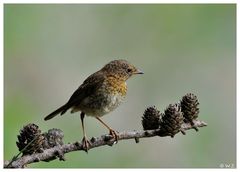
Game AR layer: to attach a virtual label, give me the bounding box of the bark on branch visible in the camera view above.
[4,119,207,168]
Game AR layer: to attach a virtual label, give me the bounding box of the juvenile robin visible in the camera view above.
[44,59,143,151]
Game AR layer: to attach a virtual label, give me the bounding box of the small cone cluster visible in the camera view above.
[142,106,160,130]
[16,123,44,155]
[142,93,200,137]
[158,104,184,137]
[16,124,64,156]
[180,93,200,124]
[43,128,64,149]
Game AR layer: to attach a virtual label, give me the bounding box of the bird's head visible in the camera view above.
[101,59,144,81]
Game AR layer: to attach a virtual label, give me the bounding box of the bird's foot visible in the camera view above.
[81,136,91,153]
[109,129,119,143]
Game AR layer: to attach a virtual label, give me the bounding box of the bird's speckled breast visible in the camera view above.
[104,76,127,96]
[75,76,127,117]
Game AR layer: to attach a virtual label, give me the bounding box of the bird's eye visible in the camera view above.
[127,68,132,73]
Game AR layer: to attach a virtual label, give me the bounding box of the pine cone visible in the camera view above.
[142,106,160,130]
[180,93,199,124]
[43,128,64,149]
[159,104,184,137]
[16,123,44,155]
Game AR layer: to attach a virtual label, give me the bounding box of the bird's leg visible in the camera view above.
[95,117,119,142]
[80,112,91,152]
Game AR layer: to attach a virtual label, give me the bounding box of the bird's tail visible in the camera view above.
[44,104,69,121]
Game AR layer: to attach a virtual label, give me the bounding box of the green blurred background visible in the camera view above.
[4,4,236,168]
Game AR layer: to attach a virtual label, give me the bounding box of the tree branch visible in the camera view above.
[4,119,207,168]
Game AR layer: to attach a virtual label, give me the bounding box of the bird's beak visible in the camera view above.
[134,69,144,74]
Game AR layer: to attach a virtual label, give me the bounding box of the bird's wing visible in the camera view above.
[44,71,105,120]
[60,71,105,114]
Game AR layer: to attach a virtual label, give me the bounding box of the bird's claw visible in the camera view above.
[82,136,91,153]
[109,129,119,143]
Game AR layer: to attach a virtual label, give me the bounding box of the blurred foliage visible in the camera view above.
[4,4,236,168]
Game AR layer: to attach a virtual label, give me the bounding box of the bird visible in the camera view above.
[44,59,143,152]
